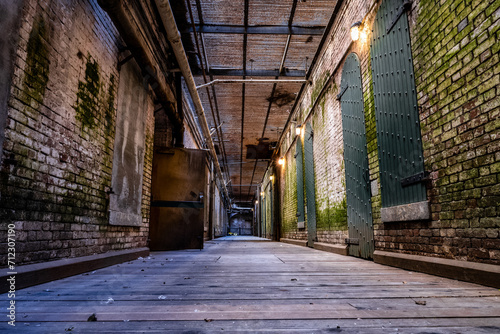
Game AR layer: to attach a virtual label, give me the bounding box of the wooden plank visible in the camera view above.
[3,318,500,332]
[15,308,500,321]
[4,240,500,331]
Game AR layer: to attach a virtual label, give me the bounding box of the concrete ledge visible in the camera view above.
[374,250,500,288]
[1,247,149,293]
[381,200,430,222]
[280,238,308,247]
[314,242,348,256]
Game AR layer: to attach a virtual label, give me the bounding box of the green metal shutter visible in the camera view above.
[269,182,273,240]
[295,139,305,225]
[339,53,374,259]
[304,123,316,247]
[371,0,427,207]
[261,194,266,237]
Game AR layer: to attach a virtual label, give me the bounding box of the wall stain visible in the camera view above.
[22,15,50,109]
[74,55,102,129]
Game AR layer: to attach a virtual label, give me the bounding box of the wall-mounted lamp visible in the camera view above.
[260,191,264,197]
[296,124,302,136]
[350,21,362,41]
[255,200,258,204]
[270,175,274,181]
[278,157,285,165]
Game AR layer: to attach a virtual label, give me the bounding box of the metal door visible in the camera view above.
[295,139,305,228]
[149,148,206,250]
[339,53,374,259]
[371,0,426,207]
[304,123,317,247]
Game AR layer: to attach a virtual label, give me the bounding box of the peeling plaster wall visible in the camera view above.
[109,60,149,227]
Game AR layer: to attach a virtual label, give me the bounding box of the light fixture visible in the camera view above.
[278,157,285,165]
[270,175,274,181]
[255,200,258,204]
[260,191,264,197]
[350,21,362,41]
[296,124,302,136]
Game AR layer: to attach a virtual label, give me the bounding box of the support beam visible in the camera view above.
[196,78,306,90]
[193,68,306,77]
[181,24,325,35]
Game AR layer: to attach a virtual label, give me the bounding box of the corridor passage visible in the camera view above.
[4,239,500,333]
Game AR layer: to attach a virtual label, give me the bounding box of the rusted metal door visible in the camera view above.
[304,122,317,247]
[339,53,374,259]
[149,148,206,250]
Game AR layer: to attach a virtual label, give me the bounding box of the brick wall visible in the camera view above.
[400,0,499,263]
[274,0,499,264]
[364,0,500,265]
[277,0,374,245]
[280,138,299,237]
[0,0,157,265]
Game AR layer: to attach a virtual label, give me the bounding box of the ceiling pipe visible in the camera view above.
[96,0,185,147]
[154,0,230,203]
[196,78,307,90]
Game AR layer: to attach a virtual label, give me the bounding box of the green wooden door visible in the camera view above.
[371,0,427,207]
[295,139,305,227]
[339,53,374,259]
[304,123,316,247]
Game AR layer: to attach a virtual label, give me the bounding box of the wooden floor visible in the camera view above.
[3,239,500,333]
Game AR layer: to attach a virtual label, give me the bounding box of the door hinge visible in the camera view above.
[345,238,359,245]
[401,171,429,187]
[336,85,348,100]
[386,0,412,34]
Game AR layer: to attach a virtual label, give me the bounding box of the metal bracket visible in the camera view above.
[336,85,348,101]
[386,0,412,34]
[117,54,134,70]
[345,238,359,245]
[4,153,17,166]
[401,171,429,187]
[151,201,204,209]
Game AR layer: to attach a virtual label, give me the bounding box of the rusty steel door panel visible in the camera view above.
[149,148,207,250]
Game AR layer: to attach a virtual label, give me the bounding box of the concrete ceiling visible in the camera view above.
[172,0,337,204]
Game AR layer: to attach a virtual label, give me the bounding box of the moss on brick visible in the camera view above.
[22,15,50,109]
[74,55,102,129]
[316,197,348,231]
[310,71,331,108]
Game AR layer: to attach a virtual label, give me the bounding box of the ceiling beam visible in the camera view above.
[193,68,306,77]
[181,24,325,35]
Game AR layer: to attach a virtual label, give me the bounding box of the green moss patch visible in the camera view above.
[22,15,50,109]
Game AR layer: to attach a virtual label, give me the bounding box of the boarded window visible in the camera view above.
[109,60,148,226]
[371,0,426,208]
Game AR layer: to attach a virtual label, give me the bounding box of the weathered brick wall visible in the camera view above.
[275,0,499,265]
[361,0,500,265]
[280,139,299,237]
[0,0,156,265]
[392,0,499,263]
[277,0,374,245]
